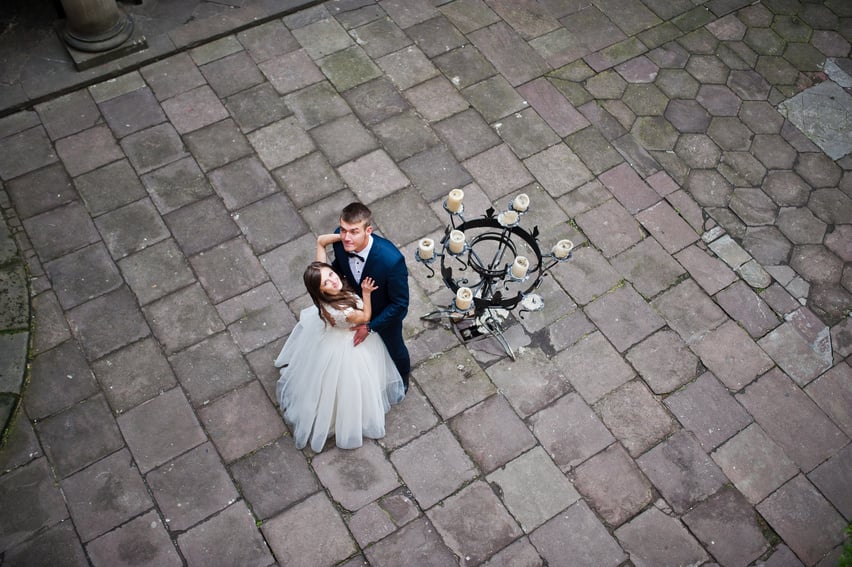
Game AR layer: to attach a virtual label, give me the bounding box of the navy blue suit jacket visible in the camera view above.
[331,234,409,336]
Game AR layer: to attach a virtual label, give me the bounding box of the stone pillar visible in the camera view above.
[58,0,134,52]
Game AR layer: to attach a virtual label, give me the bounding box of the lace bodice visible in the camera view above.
[322,297,363,327]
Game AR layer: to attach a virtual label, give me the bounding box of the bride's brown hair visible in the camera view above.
[303,261,360,326]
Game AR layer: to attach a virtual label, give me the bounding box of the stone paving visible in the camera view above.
[1,0,851,565]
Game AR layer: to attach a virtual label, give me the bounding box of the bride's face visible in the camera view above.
[319,266,342,294]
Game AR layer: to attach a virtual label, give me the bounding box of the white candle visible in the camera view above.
[455,287,473,310]
[447,189,464,213]
[418,238,434,260]
[512,193,529,212]
[511,256,529,278]
[552,239,574,258]
[448,230,466,254]
[498,210,518,226]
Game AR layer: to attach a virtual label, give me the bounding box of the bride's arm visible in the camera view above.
[346,277,375,325]
[316,233,341,262]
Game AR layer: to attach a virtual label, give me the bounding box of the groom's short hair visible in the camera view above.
[341,202,373,227]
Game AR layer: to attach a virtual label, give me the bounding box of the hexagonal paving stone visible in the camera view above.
[744,27,786,56]
[631,116,679,150]
[685,169,733,207]
[585,70,628,99]
[727,69,771,100]
[719,151,767,187]
[790,244,844,285]
[664,99,711,133]
[675,133,722,168]
[696,84,741,116]
[685,54,730,84]
[739,100,784,133]
[751,134,797,169]
[795,153,842,188]
[809,188,852,225]
[654,68,700,98]
[730,187,778,226]
[763,170,811,206]
[622,83,669,115]
[777,207,828,244]
[783,43,826,72]
[755,55,800,85]
[707,116,753,151]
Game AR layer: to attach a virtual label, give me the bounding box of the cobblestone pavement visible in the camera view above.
[1,0,851,565]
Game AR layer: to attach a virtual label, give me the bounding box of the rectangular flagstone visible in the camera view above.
[486,447,579,532]
[0,458,69,551]
[573,443,653,527]
[364,517,457,566]
[427,481,523,565]
[711,423,798,504]
[450,394,536,474]
[469,21,550,86]
[585,285,665,352]
[230,439,319,521]
[338,149,409,204]
[598,162,661,214]
[390,425,477,509]
[614,507,708,566]
[198,381,286,463]
[518,77,589,137]
[524,142,593,198]
[736,368,847,472]
[259,49,325,95]
[665,372,751,450]
[805,362,852,438]
[313,442,399,510]
[146,442,239,532]
[0,126,58,179]
[676,244,738,295]
[531,501,627,566]
[595,380,678,457]
[177,500,274,566]
[757,475,847,565]
[637,430,727,514]
[692,320,774,390]
[530,392,615,470]
[486,347,572,418]
[636,201,700,253]
[60,449,152,542]
[758,316,832,387]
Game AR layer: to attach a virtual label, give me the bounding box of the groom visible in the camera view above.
[332,202,411,390]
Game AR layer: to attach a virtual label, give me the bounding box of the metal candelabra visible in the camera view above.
[414,191,574,360]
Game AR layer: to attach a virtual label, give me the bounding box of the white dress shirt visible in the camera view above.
[348,235,374,283]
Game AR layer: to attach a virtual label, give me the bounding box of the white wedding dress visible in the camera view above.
[275,302,405,452]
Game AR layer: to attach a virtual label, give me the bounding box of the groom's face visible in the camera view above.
[339,218,372,253]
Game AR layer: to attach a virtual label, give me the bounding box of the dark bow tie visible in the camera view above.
[347,252,365,262]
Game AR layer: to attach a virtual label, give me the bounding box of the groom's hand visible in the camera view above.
[352,323,369,346]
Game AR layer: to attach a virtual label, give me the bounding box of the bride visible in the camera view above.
[274,233,405,452]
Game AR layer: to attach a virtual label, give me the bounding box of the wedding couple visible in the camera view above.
[275,202,410,453]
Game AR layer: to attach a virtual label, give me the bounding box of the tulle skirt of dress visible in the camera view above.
[275,306,405,453]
